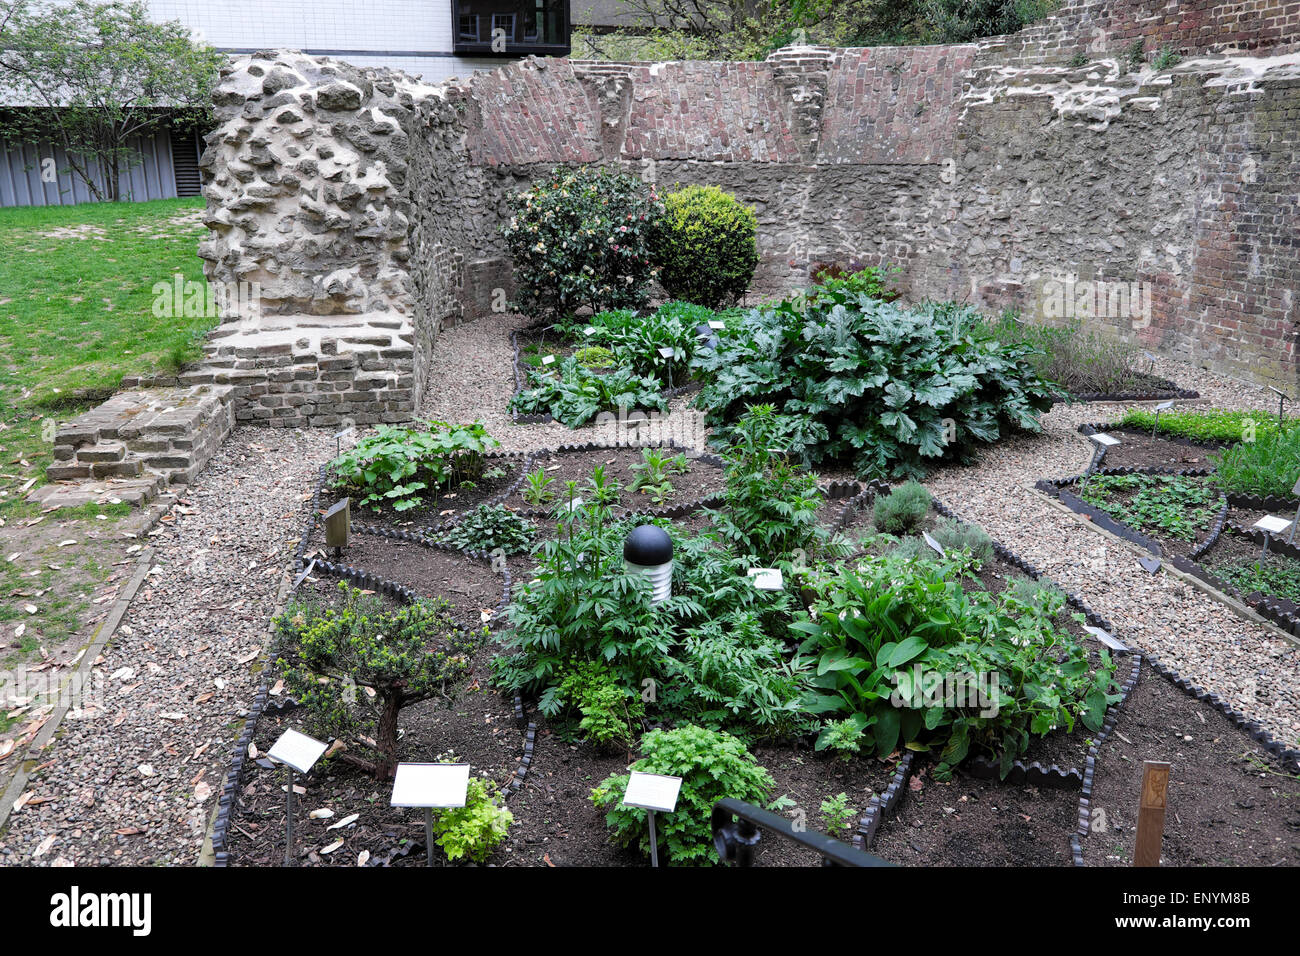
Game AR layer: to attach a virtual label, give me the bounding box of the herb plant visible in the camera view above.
[330,420,499,512]
[872,480,932,534]
[591,725,774,865]
[1213,424,1300,498]
[430,776,513,863]
[522,466,556,506]
[433,504,535,555]
[1077,473,1219,541]
[510,356,668,428]
[819,793,858,837]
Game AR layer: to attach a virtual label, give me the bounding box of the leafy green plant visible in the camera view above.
[653,184,759,308]
[982,311,1146,397]
[557,660,644,752]
[807,262,901,304]
[1212,556,1300,603]
[816,716,865,761]
[330,420,499,512]
[1119,407,1279,444]
[1213,424,1300,498]
[522,466,556,506]
[707,404,828,562]
[574,345,616,369]
[873,481,932,535]
[662,610,813,737]
[1078,473,1220,541]
[275,583,478,778]
[930,516,994,562]
[629,447,679,505]
[433,504,535,555]
[574,302,704,383]
[492,469,797,717]
[590,725,774,864]
[794,553,1119,777]
[693,294,1058,479]
[819,792,858,837]
[501,166,663,321]
[1152,45,1181,70]
[511,356,669,428]
[430,776,513,862]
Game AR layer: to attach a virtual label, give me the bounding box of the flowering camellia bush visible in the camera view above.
[502,166,664,321]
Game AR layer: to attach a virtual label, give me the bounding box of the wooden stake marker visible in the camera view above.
[1134,760,1170,867]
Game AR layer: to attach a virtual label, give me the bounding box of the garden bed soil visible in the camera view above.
[224,640,527,868]
[302,533,506,633]
[498,444,724,515]
[1080,666,1300,866]
[869,764,1078,866]
[1199,529,1300,605]
[1069,372,1198,403]
[1097,428,1222,471]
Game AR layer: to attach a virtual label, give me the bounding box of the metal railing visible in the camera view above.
[711,798,891,867]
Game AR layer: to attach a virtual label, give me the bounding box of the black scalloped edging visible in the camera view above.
[852,751,914,852]
[1066,376,1199,404]
[1071,651,1145,866]
[508,327,700,426]
[1226,490,1300,512]
[211,463,526,867]
[1073,651,1300,867]
[1141,653,1300,775]
[1038,464,1300,639]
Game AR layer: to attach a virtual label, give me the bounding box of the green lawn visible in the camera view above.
[0,197,211,510]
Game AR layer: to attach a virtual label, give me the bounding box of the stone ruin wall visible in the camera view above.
[195,0,1300,429]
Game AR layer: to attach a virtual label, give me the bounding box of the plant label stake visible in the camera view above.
[1089,432,1121,448]
[334,424,355,458]
[623,771,682,868]
[921,530,946,558]
[324,498,351,562]
[1290,475,1300,545]
[1134,760,1171,867]
[1253,515,1292,562]
[390,763,470,868]
[1267,385,1290,426]
[291,557,318,591]
[1083,625,1128,653]
[1143,350,1158,375]
[1152,401,1175,437]
[658,346,676,391]
[267,729,329,867]
[746,567,784,591]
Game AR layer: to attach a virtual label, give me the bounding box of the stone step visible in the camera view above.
[28,475,165,511]
[75,441,127,464]
[39,382,235,505]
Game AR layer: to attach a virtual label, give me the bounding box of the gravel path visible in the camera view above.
[4,314,1293,867]
[0,428,332,866]
[923,355,1300,749]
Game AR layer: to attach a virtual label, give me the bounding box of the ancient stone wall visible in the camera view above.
[192,1,1300,428]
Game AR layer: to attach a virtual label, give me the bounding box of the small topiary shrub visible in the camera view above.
[654,184,759,309]
[502,166,663,321]
[591,725,774,864]
[873,480,932,534]
[574,345,616,369]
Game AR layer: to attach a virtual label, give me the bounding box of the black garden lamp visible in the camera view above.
[624,524,673,605]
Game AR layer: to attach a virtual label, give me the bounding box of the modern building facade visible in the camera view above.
[0,0,579,206]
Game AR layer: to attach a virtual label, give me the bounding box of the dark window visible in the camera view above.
[452,0,570,56]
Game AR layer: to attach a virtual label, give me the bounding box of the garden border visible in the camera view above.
[1036,462,1300,640]
[508,327,700,425]
[1067,375,1199,404]
[209,461,530,867]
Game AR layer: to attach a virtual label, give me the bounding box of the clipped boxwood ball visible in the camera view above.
[654,184,759,309]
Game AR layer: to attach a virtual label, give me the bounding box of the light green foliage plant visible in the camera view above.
[591,725,774,864]
[1077,473,1219,541]
[707,404,828,562]
[1213,424,1300,498]
[522,466,556,506]
[557,660,645,752]
[430,777,513,862]
[819,792,858,837]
